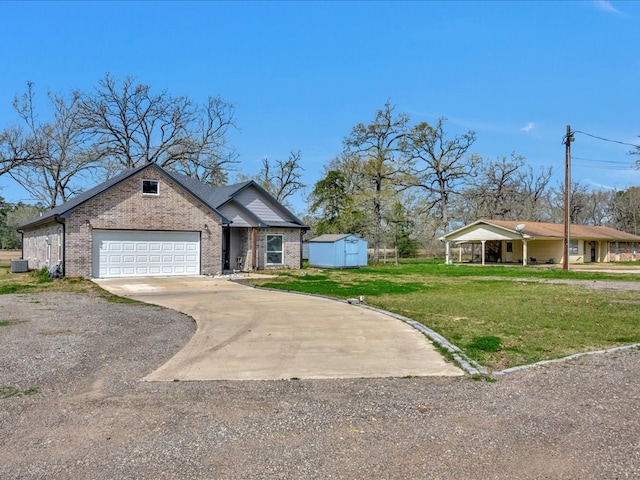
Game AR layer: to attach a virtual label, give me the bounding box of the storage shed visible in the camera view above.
[308,234,368,268]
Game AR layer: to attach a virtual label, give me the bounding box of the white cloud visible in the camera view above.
[593,1,624,15]
[584,180,616,190]
[520,122,536,133]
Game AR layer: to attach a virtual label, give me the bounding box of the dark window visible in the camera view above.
[142,180,159,195]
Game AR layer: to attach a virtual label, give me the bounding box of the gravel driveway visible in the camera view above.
[1,291,639,479]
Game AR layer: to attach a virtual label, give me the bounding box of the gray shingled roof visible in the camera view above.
[19,163,306,230]
[310,234,355,243]
[164,170,305,227]
[162,169,252,209]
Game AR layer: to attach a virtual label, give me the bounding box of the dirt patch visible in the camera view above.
[476,276,640,292]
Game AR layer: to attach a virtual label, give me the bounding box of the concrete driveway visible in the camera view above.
[95,276,463,381]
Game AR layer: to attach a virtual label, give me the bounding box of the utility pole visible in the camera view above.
[563,125,574,271]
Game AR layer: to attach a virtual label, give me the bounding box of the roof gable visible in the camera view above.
[218,201,263,228]
[19,164,307,230]
[20,163,154,228]
[162,171,305,228]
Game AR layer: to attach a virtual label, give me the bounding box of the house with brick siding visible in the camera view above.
[18,162,307,278]
[441,219,640,266]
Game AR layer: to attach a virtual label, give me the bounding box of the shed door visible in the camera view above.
[344,238,360,267]
[92,230,200,278]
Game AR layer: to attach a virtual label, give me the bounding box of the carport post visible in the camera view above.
[445,241,450,264]
[481,240,486,266]
[522,239,528,266]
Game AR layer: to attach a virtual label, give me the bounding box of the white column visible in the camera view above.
[522,239,528,266]
[445,241,450,264]
[481,240,486,266]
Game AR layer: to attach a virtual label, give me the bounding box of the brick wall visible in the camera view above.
[233,227,302,271]
[22,222,64,271]
[257,228,302,270]
[605,241,639,262]
[64,168,223,277]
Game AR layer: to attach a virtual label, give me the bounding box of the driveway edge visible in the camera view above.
[492,343,640,376]
[233,280,487,376]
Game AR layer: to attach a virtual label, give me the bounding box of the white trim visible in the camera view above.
[266,234,284,265]
[141,179,160,195]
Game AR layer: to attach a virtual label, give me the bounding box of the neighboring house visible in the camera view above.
[308,234,368,268]
[18,162,307,278]
[440,219,640,266]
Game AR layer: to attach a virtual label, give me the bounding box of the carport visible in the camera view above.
[440,220,531,266]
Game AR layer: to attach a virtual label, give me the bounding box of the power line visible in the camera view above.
[573,163,635,171]
[573,130,639,148]
[572,155,634,166]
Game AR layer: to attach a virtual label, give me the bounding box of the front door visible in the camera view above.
[505,242,514,263]
[344,238,359,267]
[590,241,596,262]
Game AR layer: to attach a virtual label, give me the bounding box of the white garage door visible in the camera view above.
[93,230,200,278]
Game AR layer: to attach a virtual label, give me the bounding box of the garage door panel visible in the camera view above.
[93,230,201,278]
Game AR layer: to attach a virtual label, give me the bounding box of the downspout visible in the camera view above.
[17,229,24,260]
[54,215,65,277]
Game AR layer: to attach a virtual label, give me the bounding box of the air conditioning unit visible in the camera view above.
[11,259,29,273]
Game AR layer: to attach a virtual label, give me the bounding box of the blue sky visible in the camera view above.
[1,0,639,212]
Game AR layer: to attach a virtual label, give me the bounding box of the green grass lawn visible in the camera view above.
[0,261,124,299]
[247,260,640,371]
[3,257,638,372]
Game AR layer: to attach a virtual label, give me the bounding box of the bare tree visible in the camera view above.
[518,164,554,221]
[611,187,640,234]
[403,117,477,234]
[256,150,305,204]
[7,82,97,208]
[548,181,594,224]
[470,154,524,219]
[0,126,31,177]
[80,73,237,181]
[456,153,554,223]
[344,101,410,262]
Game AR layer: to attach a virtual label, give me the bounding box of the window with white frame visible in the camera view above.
[142,179,159,195]
[266,234,284,264]
[569,239,579,255]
